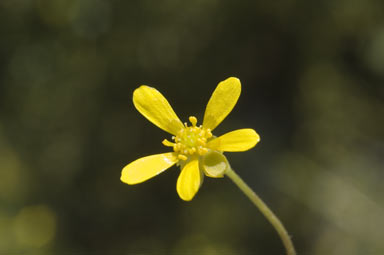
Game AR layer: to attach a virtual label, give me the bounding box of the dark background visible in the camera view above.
[1,0,384,254]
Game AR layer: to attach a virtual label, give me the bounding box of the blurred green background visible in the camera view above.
[1,0,384,254]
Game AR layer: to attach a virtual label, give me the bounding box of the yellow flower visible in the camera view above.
[121,77,260,201]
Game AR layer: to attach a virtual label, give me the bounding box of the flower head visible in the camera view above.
[121,77,260,201]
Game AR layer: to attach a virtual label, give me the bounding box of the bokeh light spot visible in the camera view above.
[13,205,56,248]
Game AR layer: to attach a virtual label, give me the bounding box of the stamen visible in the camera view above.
[197,138,205,145]
[162,139,175,147]
[198,147,208,155]
[178,154,188,161]
[189,116,197,126]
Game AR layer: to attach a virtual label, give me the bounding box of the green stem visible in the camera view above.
[225,167,296,255]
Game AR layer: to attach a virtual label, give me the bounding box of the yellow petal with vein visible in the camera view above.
[121,153,178,184]
[207,129,260,152]
[203,77,241,131]
[176,159,202,201]
[133,86,184,135]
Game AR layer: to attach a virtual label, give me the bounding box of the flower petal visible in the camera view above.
[203,77,241,131]
[176,159,202,201]
[207,129,260,152]
[133,85,184,135]
[121,153,178,184]
[201,151,229,178]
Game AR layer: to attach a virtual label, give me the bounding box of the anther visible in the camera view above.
[178,154,188,161]
[189,116,197,126]
[162,139,175,147]
[197,138,206,145]
[198,147,208,155]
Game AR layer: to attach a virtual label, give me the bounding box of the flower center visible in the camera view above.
[162,116,212,161]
